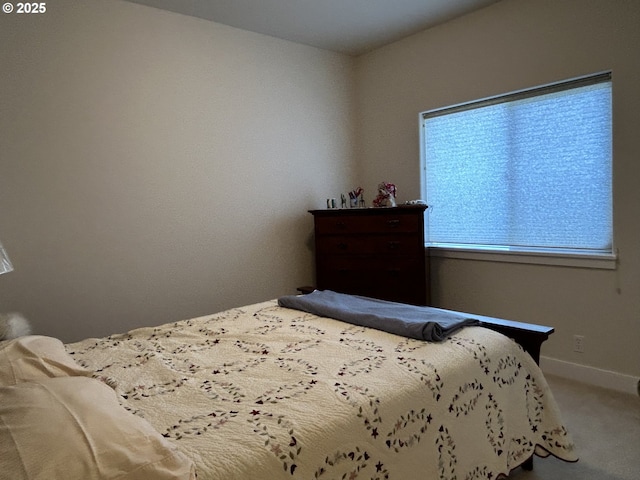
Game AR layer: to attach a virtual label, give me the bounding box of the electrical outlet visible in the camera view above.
[573,335,585,353]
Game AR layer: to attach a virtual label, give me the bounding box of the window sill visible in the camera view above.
[427,245,617,270]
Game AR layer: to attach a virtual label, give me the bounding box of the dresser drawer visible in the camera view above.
[316,235,423,256]
[314,213,422,235]
[317,257,424,284]
[316,257,426,305]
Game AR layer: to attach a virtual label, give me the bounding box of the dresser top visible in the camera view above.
[309,205,427,217]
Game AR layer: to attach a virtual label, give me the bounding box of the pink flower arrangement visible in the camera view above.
[373,182,397,207]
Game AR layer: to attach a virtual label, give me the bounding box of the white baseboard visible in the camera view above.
[540,356,639,397]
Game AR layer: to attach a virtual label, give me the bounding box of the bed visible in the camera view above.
[0,291,577,479]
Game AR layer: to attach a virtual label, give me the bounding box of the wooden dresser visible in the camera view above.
[309,205,428,305]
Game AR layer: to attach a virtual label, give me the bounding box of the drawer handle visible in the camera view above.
[388,241,400,250]
[335,221,347,229]
[337,242,349,250]
[387,219,400,228]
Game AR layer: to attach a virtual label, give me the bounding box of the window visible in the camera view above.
[420,72,613,267]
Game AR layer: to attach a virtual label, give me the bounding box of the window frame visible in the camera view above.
[419,72,616,269]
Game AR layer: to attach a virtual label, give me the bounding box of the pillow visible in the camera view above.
[0,335,91,385]
[0,376,196,480]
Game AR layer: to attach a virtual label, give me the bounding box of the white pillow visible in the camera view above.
[0,335,92,386]
[0,376,196,480]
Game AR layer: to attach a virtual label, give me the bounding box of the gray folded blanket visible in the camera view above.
[278,290,479,342]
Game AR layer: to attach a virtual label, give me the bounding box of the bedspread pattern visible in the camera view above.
[66,300,576,479]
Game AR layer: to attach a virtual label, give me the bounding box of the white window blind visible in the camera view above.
[421,72,612,256]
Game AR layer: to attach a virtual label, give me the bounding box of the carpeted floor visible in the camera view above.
[509,374,640,479]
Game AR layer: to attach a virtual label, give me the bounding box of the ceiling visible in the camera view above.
[124,0,501,56]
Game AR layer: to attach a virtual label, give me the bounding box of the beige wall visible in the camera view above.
[355,0,640,377]
[0,0,356,341]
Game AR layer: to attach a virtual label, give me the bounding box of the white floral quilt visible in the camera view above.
[66,300,577,479]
